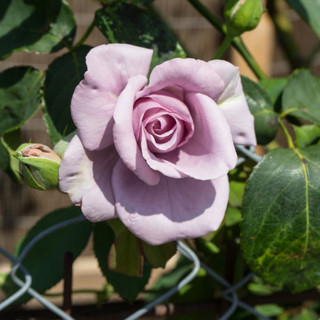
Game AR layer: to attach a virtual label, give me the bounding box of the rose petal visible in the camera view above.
[72,44,153,151]
[59,134,117,221]
[113,75,160,186]
[149,91,194,122]
[59,135,92,204]
[138,58,224,101]
[112,160,229,245]
[141,93,237,180]
[208,60,256,145]
[133,92,194,154]
[140,130,186,178]
[145,119,184,153]
[81,147,119,222]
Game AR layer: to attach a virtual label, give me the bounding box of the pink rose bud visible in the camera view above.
[16,143,61,190]
[59,44,256,245]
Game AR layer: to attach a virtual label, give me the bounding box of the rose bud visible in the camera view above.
[16,143,61,190]
[224,0,264,36]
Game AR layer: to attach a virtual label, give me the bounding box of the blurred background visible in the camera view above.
[1,0,320,311]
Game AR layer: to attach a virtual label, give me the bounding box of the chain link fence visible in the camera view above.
[0,146,272,320]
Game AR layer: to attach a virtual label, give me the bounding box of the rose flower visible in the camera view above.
[59,44,256,245]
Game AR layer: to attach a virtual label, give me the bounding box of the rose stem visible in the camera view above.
[213,34,234,59]
[278,118,295,149]
[187,0,267,80]
[74,20,96,49]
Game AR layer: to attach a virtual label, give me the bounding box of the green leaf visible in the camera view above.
[247,283,275,295]
[229,180,245,207]
[255,304,284,317]
[0,67,43,136]
[93,222,152,303]
[293,124,320,148]
[108,227,143,277]
[0,135,20,182]
[53,131,76,158]
[146,256,192,302]
[4,206,92,303]
[141,241,177,268]
[0,67,43,180]
[286,0,320,38]
[241,146,320,292]
[225,207,242,227]
[0,273,7,288]
[282,69,320,125]
[42,111,62,145]
[292,309,318,320]
[44,45,91,136]
[228,167,248,208]
[169,268,214,304]
[259,77,288,112]
[95,2,186,69]
[241,76,279,145]
[0,0,76,59]
[229,180,246,208]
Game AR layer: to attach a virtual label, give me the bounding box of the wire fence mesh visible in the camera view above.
[0,146,269,320]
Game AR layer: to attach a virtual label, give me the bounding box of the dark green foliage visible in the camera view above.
[0,0,76,59]
[93,222,152,303]
[0,67,43,179]
[95,1,186,69]
[282,69,320,125]
[44,46,91,137]
[242,76,279,145]
[242,146,320,292]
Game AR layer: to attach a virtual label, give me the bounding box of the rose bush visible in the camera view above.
[59,43,256,245]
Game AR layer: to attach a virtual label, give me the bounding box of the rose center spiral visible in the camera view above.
[133,92,194,154]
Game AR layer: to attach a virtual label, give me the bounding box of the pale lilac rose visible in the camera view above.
[59,44,256,245]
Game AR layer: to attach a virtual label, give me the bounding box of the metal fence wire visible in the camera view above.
[0,146,267,320]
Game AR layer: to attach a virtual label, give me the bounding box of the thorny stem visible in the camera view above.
[232,37,267,79]
[187,0,267,80]
[213,34,234,59]
[74,20,96,48]
[278,118,295,149]
[187,0,223,32]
